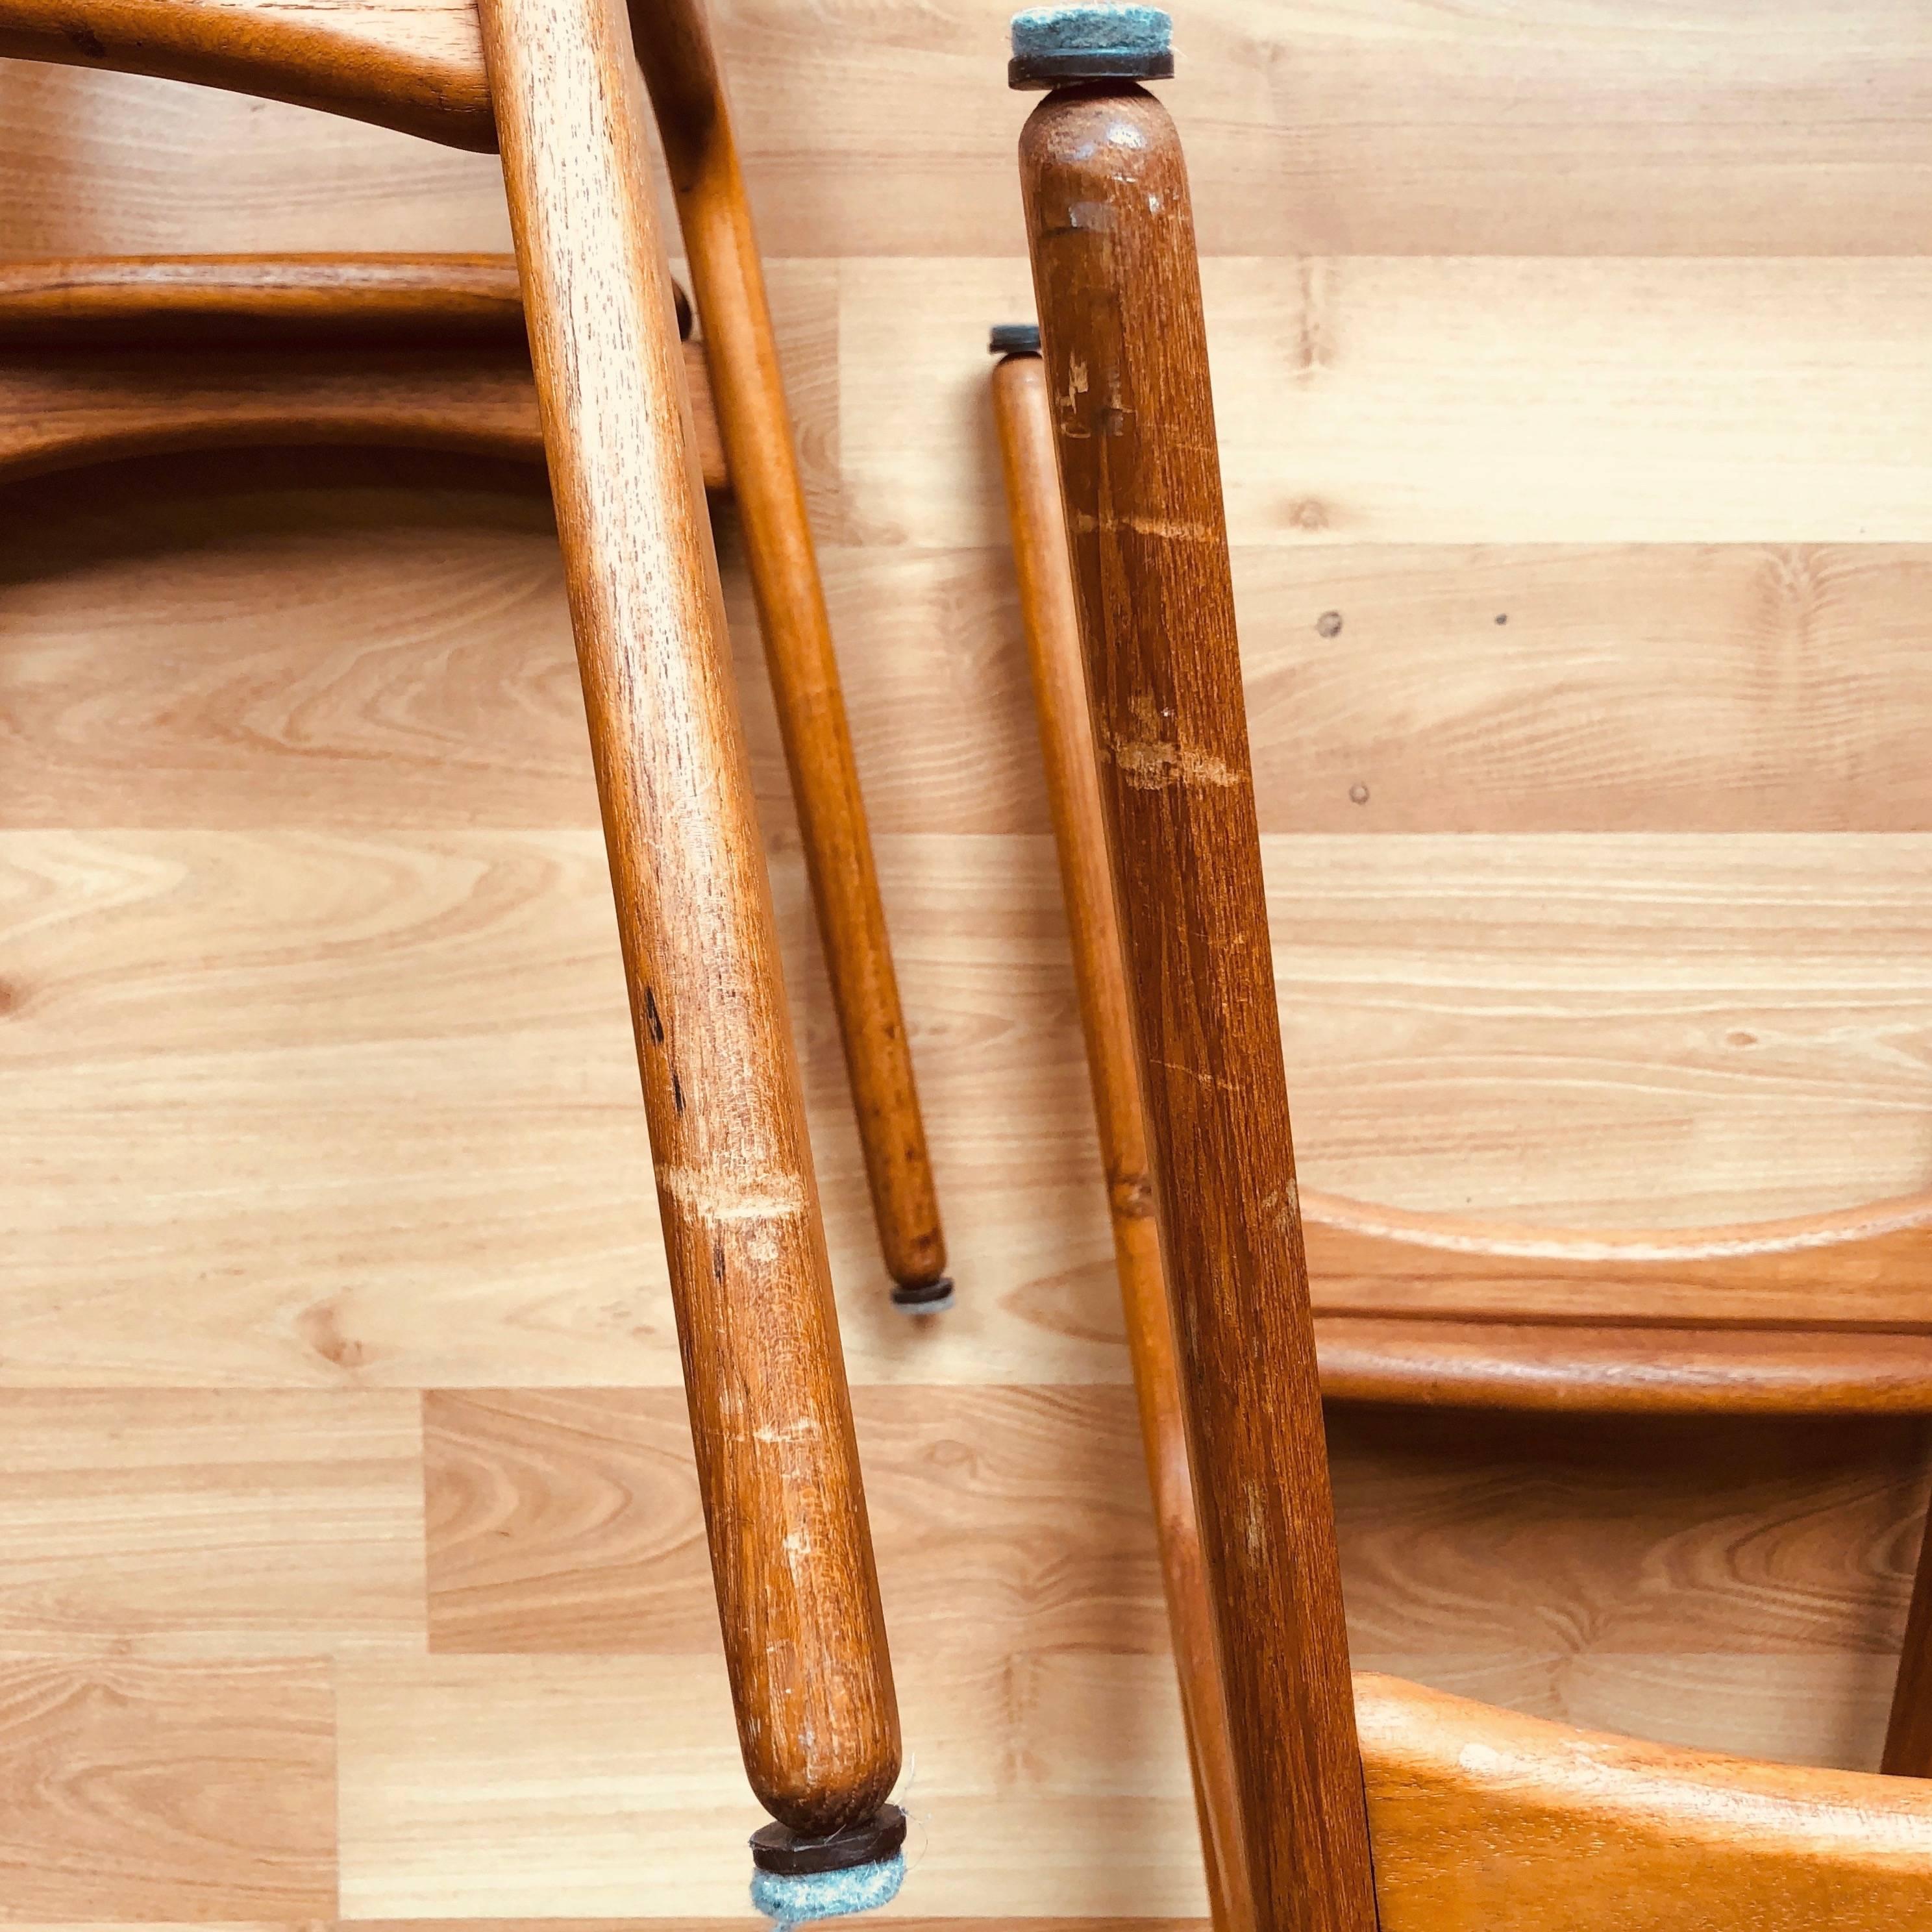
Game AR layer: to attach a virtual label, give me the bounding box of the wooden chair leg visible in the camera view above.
[628,0,952,1310]
[1885,1498,1932,1776]
[1015,25,1378,1932]
[991,332,1255,1932]
[477,0,899,1848]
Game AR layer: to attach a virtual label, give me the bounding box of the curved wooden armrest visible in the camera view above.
[0,255,724,490]
[1357,1673,1932,1929]
[0,0,495,149]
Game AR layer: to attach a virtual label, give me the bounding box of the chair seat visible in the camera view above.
[1359,1673,1932,1930]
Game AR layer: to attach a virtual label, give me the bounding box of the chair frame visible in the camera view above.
[1,0,950,1311]
[1013,55,1932,1932]
[0,253,720,480]
[0,0,900,1852]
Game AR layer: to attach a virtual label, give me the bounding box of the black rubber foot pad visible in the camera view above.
[1009,45,1172,87]
[890,1275,955,1313]
[750,1803,909,1876]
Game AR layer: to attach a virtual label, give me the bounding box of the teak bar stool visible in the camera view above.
[1009,7,1932,1928]
[0,0,953,1317]
[0,0,905,1895]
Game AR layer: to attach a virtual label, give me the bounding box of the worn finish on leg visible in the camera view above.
[476,0,898,1835]
[1019,80,1378,1932]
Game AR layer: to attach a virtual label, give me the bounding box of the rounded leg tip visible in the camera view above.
[890,1275,954,1314]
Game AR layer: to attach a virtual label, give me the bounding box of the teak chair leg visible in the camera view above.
[991,334,1255,1932]
[476,0,899,1847]
[628,0,952,1311]
[1015,37,1380,1932]
[1885,1497,1932,1776]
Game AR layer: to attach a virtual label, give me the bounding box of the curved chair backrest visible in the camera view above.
[0,0,906,1864]
[0,0,494,146]
[1012,39,1932,1932]
[0,254,722,486]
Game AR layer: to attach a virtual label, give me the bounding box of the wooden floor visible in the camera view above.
[4,0,1932,1920]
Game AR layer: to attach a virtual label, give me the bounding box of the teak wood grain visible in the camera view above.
[1017,59,1932,1932]
[1298,1197,1932,1407]
[330,1647,1932,1918]
[0,104,948,1305]
[632,0,947,1302]
[475,0,895,1835]
[1356,1674,1932,1929]
[993,344,1252,1932]
[989,329,1932,1420]
[421,1384,1927,1744]
[0,0,495,149]
[1886,1512,1932,1777]
[6,0,1932,1914]
[0,0,911,1846]
[0,250,526,335]
[1021,80,1378,1932]
[0,253,723,486]
[989,306,1932,1868]
[8,819,1931,1395]
[14,0,1932,258]
[1303,1198,1932,1329]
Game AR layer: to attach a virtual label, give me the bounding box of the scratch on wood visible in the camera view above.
[1263,1179,1303,1237]
[1071,510,1218,541]
[1113,736,1245,789]
[754,1418,821,1443]
[1152,1055,1237,1093]
[658,1167,808,1222]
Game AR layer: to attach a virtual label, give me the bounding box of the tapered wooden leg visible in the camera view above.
[992,339,1255,1932]
[1017,68,1380,1932]
[1885,1503,1932,1776]
[628,0,951,1309]
[475,0,898,1839]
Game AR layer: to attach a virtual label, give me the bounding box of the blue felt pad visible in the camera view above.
[1009,5,1172,60]
[750,1852,906,1929]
